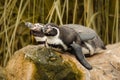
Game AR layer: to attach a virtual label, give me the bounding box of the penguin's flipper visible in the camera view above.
[78,32,95,41]
[70,42,92,70]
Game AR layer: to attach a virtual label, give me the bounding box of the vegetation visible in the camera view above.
[0,0,119,66]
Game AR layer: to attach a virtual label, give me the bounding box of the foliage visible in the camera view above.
[0,0,119,66]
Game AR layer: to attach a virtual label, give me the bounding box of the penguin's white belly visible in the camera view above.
[47,37,68,50]
[82,42,105,55]
[34,36,47,42]
[82,47,90,54]
[84,42,94,55]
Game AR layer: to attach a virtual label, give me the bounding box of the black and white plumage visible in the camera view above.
[42,23,82,51]
[25,22,47,45]
[61,24,106,55]
[25,22,106,56]
[42,23,92,70]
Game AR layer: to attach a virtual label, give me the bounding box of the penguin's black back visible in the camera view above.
[58,26,81,47]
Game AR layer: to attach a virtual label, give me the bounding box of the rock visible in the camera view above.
[5,45,88,80]
[88,43,120,80]
[1,43,120,80]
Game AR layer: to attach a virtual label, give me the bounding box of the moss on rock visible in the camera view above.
[24,46,84,80]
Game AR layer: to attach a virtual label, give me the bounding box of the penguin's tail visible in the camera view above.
[93,36,106,50]
[101,45,107,49]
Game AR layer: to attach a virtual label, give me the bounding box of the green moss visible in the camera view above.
[25,46,84,80]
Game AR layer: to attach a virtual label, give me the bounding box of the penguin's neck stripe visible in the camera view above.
[47,27,60,38]
[53,27,60,37]
[46,27,68,50]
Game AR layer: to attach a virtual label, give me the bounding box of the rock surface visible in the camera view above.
[0,43,120,80]
[89,43,120,80]
[5,45,88,80]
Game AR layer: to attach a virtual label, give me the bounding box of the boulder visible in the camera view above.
[88,43,120,80]
[0,43,120,80]
[5,45,89,80]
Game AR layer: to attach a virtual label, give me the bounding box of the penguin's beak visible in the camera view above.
[25,22,43,31]
[25,22,34,29]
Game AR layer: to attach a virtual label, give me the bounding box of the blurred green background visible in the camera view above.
[0,0,119,66]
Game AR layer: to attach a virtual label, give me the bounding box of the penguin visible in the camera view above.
[42,23,92,70]
[25,22,106,56]
[60,24,106,55]
[25,22,47,46]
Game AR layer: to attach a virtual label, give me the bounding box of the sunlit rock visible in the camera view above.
[1,43,120,80]
[5,45,87,80]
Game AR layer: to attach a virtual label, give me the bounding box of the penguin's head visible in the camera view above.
[42,23,59,37]
[25,22,43,31]
[25,22,44,37]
